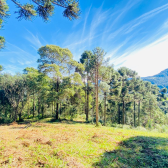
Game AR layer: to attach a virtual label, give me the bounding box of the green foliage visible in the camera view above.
[16,3,37,20]
[0,0,9,49]
[0,0,8,20]
[0,36,5,49]
[8,0,80,21]
[0,117,13,124]
[0,46,168,131]
[36,1,54,21]
[0,64,3,71]
[99,81,110,93]
[38,45,81,76]
[62,0,80,20]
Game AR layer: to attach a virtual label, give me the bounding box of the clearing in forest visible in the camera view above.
[0,120,168,168]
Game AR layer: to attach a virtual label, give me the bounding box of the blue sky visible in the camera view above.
[1,0,168,77]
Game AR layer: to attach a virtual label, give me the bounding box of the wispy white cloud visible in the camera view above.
[88,5,107,46]
[6,42,36,61]
[105,39,130,60]
[117,33,168,77]
[24,29,44,49]
[124,2,168,34]
[107,0,142,31]
[59,1,168,76]
[1,42,37,74]
[106,2,168,41]
[4,1,168,76]
[67,1,168,48]
[2,65,21,75]
[81,5,92,42]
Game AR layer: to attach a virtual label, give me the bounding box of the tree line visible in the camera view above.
[0,45,168,127]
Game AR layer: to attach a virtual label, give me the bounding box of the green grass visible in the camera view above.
[0,120,168,167]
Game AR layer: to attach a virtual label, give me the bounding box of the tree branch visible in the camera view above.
[51,1,67,9]
[11,0,24,10]
[31,0,44,8]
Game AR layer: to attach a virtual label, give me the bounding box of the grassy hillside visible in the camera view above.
[0,120,168,168]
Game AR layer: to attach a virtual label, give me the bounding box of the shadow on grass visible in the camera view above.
[1,118,91,129]
[0,116,93,126]
[93,136,168,168]
[46,118,91,125]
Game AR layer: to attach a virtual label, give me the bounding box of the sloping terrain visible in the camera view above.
[142,68,168,89]
[0,121,168,168]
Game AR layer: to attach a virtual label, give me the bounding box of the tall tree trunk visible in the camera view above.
[52,88,54,116]
[33,90,35,117]
[118,103,120,124]
[92,99,94,123]
[0,95,3,118]
[96,67,99,126]
[56,102,59,120]
[125,105,127,125]
[60,103,62,116]
[134,100,136,127]
[86,77,89,122]
[104,92,106,126]
[41,104,44,119]
[54,101,56,117]
[84,81,87,116]
[28,95,30,117]
[86,58,89,122]
[138,101,140,126]
[149,101,152,122]
[122,100,125,125]
[38,97,41,118]
[19,100,24,122]
[5,109,7,118]
[18,113,21,122]
[52,101,54,116]
[56,78,59,120]
[14,106,18,121]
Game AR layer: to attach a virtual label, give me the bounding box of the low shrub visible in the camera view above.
[0,117,13,124]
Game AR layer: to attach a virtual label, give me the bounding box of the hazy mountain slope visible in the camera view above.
[142,69,168,89]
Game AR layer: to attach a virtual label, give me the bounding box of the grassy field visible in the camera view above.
[0,119,168,168]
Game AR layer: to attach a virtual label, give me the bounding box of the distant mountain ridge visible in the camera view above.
[142,69,168,89]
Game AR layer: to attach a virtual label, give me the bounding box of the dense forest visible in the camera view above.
[0,45,168,128]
